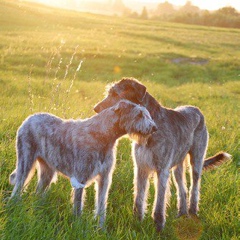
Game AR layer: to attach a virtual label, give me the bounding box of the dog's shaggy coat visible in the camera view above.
[94,78,231,231]
[9,100,157,227]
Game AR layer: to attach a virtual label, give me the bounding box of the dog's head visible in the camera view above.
[112,100,157,144]
[94,77,146,113]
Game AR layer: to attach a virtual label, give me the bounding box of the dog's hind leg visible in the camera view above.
[10,137,37,198]
[173,160,188,217]
[188,157,203,215]
[189,132,208,215]
[36,158,57,194]
[10,165,36,198]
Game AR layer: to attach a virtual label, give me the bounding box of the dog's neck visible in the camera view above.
[113,120,127,138]
[88,111,126,143]
[142,92,162,119]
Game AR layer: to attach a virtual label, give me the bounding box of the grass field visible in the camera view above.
[0,1,239,239]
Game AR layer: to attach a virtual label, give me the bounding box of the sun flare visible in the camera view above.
[31,0,240,11]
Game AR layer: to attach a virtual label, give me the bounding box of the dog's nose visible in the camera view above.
[152,125,158,132]
[94,105,100,113]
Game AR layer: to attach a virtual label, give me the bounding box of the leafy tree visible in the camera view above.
[216,7,239,16]
[179,1,200,14]
[155,1,175,16]
[140,6,148,19]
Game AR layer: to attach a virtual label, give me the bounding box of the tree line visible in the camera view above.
[129,1,240,29]
[39,0,240,29]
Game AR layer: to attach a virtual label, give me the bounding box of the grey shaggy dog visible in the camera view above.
[9,99,157,227]
[94,77,231,231]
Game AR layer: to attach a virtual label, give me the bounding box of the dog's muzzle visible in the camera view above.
[152,125,158,133]
[94,104,101,113]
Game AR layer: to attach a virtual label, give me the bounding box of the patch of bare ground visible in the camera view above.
[171,58,209,65]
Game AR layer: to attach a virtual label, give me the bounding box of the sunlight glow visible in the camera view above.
[32,0,240,11]
[36,0,64,8]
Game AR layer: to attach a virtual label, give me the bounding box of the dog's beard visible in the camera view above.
[128,133,150,145]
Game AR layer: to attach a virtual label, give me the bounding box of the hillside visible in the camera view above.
[1,1,240,86]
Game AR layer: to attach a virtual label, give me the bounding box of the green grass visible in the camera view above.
[0,1,239,239]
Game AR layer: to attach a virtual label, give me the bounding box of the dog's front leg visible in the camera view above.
[133,166,150,221]
[95,172,112,228]
[152,170,170,232]
[73,188,84,216]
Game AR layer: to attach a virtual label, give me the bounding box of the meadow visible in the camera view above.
[0,1,239,239]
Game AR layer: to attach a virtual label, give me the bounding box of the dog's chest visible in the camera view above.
[134,144,156,171]
[73,151,115,186]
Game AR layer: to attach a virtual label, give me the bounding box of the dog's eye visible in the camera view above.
[111,91,118,97]
[137,112,143,118]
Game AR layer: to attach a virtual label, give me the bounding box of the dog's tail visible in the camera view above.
[9,169,17,185]
[203,152,231,170]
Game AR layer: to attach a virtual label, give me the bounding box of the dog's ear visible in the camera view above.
[136,83,146,102]
[130,80,146,102]
[113,100,129,113]
[118,78,146,102]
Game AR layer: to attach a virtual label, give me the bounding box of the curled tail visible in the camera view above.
[203,152,231,170]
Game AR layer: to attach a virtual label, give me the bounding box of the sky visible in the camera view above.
[35,0,240,11]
